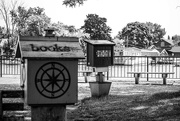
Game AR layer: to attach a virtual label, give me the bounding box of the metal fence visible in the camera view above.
[1,55,180,80]
[78,56,180,79]
[0,55,21,76]
[112,56,180,79]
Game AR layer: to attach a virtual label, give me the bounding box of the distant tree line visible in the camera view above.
[0,0,179,56]
[61,0,169,49]
[0,0,88,55]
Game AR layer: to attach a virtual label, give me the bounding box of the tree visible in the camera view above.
[0,0,24,55]
[0,0,23,35]
[0,0,11,35]
[11,6,86,37]
[145,22,166,44]
[50,22,76,36]
[81,14,112,40]
[172,35,180,40]
[11,6,51,36]
[62,0,86,7]
[117,22,152,48]
[172,35,180,44]
[117,22,166,49]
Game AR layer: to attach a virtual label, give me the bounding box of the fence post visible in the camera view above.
[147,56,149,81]
[0,56,2,77]
[0,91,3,120]
[107,70,109,80]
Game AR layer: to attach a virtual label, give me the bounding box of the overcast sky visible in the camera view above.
[1,0,180,38]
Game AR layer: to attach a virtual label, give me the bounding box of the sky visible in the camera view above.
[1,0,180,38]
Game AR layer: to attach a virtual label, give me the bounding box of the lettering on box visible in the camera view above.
[96,50,111,57]
[30,44,73,52]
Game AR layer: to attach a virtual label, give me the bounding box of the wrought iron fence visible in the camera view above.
[0,55,21,76]
[1,55,180,80]
[112,56,180,79]
[79,56,180,79]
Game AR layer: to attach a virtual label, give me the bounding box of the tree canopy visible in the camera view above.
[10,6,51,36]
[62,0,86,7]
[0,2,88,55]
[146,22,166,43]
[172,35,180,44]
[117,22,151,48]
[117,22,166,49]
[81,14,112,40]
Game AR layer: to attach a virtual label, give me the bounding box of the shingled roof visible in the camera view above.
[163,39,174,45]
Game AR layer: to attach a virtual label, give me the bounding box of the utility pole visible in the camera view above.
[126,36,128,47]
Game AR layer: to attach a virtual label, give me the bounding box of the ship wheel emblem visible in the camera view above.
[35,62,71,98]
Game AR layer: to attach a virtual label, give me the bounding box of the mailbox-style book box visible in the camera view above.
[85,40,115,67]
[15,36,84,105]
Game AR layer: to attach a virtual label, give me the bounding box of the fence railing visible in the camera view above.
[79,56,180,79]
[112,56,180,79]
[1,55,180,79]
[0,55,21,76]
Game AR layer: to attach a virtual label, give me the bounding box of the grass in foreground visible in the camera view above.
[67,84,180,121]
[67,93,180,121]
[1,83,180,121]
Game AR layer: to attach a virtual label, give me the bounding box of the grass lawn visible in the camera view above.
[1,82,180,121]
[67,82,180,121]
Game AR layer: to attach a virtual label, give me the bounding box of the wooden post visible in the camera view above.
[162,74,167,85]
[107,70,109,80]
[0,91,3,120]
[0,56,2,77]
[83,72,92,83]
[83,72,88,83]
[147,56,149,81]
[134,73,140,84]
[31,105,66,121]
[96,72,104,82]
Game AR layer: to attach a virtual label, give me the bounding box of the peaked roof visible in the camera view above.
[163,39,174,45]
[141,49,160,56]
[85,40,115,45]
[156,48,164,53]
[15,36,85,59]
[148,45,157,49]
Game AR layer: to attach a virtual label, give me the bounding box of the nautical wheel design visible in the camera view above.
[35,62,71,99]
